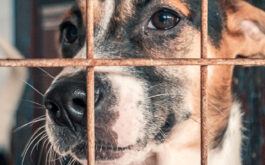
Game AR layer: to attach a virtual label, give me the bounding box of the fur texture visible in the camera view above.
[42,0,265,164]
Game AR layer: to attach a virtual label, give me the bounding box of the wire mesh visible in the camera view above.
[1,58,265,67]
[86,0,95,164]
[0,0,264,165]
[201,0,208,164]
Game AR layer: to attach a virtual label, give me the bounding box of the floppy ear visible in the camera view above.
[220,0,265,58]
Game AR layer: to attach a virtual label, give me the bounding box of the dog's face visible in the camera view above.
[43,0,265,164]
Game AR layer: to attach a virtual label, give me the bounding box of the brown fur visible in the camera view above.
[161,0,190,16]
[77,0,104,27]
[73,0,265,152]
[115,0,135,24]
[207,0,265,147]
[49,1,265,164]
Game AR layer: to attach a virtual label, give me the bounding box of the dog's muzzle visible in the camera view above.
[43,78,102,130]
[43,70,150,162]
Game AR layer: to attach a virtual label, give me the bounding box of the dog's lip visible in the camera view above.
[95,141,133,151]
[95,144,132,151]
[94,142,133,161]
[69,141,134,161]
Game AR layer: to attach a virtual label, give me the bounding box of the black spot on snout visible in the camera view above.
[155,113,176,142]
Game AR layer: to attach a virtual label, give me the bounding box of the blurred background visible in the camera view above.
[0,0,74,164]
[0,0,264,165]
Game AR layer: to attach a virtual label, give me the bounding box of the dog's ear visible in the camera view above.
[221,0,265,58]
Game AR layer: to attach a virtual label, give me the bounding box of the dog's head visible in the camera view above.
[43,0,265,164]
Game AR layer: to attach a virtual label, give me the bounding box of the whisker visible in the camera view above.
[38,137,50,165]
[147,93,171,99]
[22,126,45,157]
[22,126,46,165]
[190,117,201,124]
[13,115,46,132]
[22,130,46,160]
[33,107,46,110]
[47,140,63,165]
[22,99,45,108]
[158,127,167,142]
[30,134,48,157]
[46,145,52,165]
[68,158,74,165]
[49,150,62,162]
[59,157,64,165]
[148,83,170,90]
[193,97,226,117]
[37,67,55,80]
[22,80,44,97]
[41,138,50,165]
[71,160,76,165]
[208,102,226,117]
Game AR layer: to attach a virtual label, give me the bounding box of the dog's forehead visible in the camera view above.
[75,0,190,20]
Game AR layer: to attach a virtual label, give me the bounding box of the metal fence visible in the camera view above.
[1,0,265,165]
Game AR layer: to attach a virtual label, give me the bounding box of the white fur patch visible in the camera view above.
[109,71,147,147]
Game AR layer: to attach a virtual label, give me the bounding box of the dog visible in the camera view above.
[43,0,265,164]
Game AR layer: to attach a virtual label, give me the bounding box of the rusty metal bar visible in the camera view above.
[201,0,208,164]
[86,0,95,164]
[0,0,260,163]
[200,66,208,165]
[86,68,95,165]
[1,58,265,67]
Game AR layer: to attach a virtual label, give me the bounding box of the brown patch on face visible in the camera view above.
[206,40,240,148]
[114,0,135,24]
[77,0,105,27]
[207,65,234,148]
[206,0,265,148]
[161,0,190,16]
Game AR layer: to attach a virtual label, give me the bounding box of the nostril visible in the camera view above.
[72,98,86,108]
[68,93,86,123]
[45,101,62,120]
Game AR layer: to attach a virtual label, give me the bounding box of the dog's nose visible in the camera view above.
[44,80,101,129]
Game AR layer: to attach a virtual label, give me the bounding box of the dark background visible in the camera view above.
[12,0,265,164]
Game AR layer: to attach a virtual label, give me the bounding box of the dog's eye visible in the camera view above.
[148,9,180,30]
[62,24,78,44]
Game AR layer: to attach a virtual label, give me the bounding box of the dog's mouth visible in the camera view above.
[67,139,134,161]
[94,141,133,160]
[95,140,133,151]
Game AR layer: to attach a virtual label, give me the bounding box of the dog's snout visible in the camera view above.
[44,81,87,129]
[44,78,103,130]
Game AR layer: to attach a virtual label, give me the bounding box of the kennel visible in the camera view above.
[1,0,265,164]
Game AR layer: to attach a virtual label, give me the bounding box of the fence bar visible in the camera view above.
[86,68,95,165]
[86,0,95,164]
[201,0,208,164]
[1,58,265,67]
[200,66,208,165]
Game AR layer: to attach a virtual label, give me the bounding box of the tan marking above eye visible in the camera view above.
[161,0,190,16]
[77,0,103,27]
